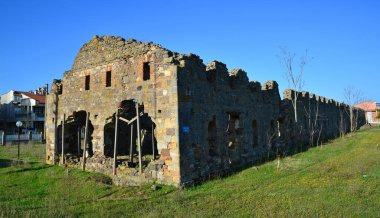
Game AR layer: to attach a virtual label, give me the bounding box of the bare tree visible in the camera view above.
[266,120,282,159]
[278,47,309,123]
[266,130,277,160]
[343,85,363,132]
[303,95,329,148]
[304,98,320,147]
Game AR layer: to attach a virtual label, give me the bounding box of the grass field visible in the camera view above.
[1,127,380,217]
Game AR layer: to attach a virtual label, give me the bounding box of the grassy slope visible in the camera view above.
[0,128,380,217]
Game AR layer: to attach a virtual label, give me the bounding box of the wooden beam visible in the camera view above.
[53,93,59,163]
[136,102,142,174]
[82,112,89,171]
[77,125,81,156]
[151,123,155,160]
[61,114,66,165]
[129,123,134,163]
[119,116,137,125]
[113,110,119,176]
[151,117,157,124]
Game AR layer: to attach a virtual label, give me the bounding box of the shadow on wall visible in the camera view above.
[58,111,94,158]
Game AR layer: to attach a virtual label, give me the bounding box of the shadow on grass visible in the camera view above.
[0,159,26,168]
[5,164,54,174]
[0,159,53,173]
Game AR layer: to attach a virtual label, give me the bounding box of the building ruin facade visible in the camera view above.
[45,36,365,187]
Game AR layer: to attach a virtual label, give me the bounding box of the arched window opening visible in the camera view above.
[58,111,94,163]
[104,99,157,171]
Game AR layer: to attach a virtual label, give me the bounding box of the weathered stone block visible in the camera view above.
[166,128,175,136]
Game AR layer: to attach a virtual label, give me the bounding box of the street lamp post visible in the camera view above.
[16,121,23,160]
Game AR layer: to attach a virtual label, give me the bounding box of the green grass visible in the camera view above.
[1,128,380,217]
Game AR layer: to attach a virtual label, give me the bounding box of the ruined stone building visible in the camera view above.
[45,36,365,187]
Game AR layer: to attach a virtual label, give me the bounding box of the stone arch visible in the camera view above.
[103,99,157,164]
[57,110,94,158]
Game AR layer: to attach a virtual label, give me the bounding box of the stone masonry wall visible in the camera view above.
[46,35,366,187]
[175,56,365,185]
[176,56,282,185]
[46,36,181,186]
[280,89,365,150]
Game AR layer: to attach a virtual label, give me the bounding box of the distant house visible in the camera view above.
[0,101,4,131]
[355,101,380,124]
[0,90,46,134]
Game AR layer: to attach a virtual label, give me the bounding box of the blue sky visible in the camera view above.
[0,0,379,102]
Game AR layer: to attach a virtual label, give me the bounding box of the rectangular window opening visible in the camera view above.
[143,62,150,81]
[58,84,63,95]
[85,75,90,90]
[106,71,112,87]
[227,112,242,135]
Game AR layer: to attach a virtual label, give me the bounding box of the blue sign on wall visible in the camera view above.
[182,126,190,133]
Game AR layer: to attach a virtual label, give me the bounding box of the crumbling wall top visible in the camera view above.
[206,60,228,72]
[261,80,279,91]
[50,79,62,94]
[283,89,346,107]
[71,35,172,72]
[229,68,249,82]
[248,81,262,92]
